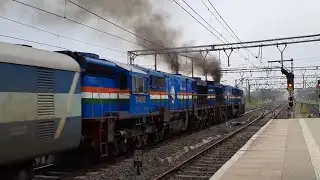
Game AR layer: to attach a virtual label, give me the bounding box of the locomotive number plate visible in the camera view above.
[136,96,146,103]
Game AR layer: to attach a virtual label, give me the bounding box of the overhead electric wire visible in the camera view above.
[0,15,127,54]
[179,0,259,67]
[200,0,236,40]
[12,0,148,49]
[0,34,129,64]
[207,0,242,43]
[180,0,224,39]
[11,0,263,72]
[173,0,258,67]
[201,0,265,67]
[65,0,190,62]
[206,0,265,65]
[66,0,166,50]
[12,0,193,66]
[172,0,222,41]
[14,0,187,52]
[0,34,66,49]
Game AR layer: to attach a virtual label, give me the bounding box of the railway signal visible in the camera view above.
[287,73,294,91]
[318,80,320,117]
[288,96,293,108]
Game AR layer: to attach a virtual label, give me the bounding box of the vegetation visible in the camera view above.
[245,98,263,108]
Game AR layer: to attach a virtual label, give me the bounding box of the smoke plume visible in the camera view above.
[189,53,222,82]
[72,0,182,72]
[2,0,221,80]
[207,60,222,83]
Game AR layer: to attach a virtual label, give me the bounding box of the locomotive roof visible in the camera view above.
[84,55,116,68]
[78,52,147,75]
[114,62,147,75]
[0,42,80,72]
[133,65,165,77]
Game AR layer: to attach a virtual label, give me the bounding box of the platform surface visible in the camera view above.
[210,118,320,180]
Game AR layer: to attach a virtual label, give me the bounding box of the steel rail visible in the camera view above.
[153,105,285,180]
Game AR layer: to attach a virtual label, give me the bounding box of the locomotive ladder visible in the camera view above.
[100,122,108,158]
[98,92,108,158]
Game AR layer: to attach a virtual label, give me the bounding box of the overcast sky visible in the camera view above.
[1,0,319,88]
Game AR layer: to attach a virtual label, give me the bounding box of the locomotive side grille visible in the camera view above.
[37,94,54,117]
[37,68,54,92]
[37,68,55,118]
[37,120,55,140]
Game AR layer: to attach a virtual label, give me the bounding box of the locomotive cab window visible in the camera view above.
[151,76,164,87]
[133,76,147,93]
[119,74,127,89]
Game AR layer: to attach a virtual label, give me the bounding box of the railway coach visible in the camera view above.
[0,42,81,179]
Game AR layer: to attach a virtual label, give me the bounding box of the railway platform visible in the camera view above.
[210,118,320,180]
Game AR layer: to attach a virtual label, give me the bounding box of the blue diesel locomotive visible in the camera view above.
[0,42,245,178]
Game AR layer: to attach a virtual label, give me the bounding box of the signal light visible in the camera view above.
[289,102,293,108]
[288,95,294,108]
[317,80,320,88]
[287,73,294,91]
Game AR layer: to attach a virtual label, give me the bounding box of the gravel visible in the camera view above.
[71,109,264,180]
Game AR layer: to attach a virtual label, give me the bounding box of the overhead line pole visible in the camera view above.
[221,65,320,73]
[129,33,320,56]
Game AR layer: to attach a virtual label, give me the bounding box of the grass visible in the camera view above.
[295,102,316,118]
[245,99,263,108]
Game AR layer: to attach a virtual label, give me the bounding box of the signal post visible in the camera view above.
[318,80,320,117]
[286,72,294,118]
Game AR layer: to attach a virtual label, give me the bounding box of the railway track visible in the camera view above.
[153,105,285,180]
[31,105,271,180]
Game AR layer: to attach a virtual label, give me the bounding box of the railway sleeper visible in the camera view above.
[175,173,212,179]
[180,169,214,174]
[187,166,217,171]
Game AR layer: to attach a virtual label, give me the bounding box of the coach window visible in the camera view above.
[133,76,147,94]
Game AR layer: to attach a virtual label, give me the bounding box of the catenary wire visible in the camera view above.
[204,0,265,67]
[173,0,258,68]
[0,15,127,54]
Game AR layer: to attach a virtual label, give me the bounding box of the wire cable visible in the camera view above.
[200,0,236,40]
[173,0,258,67]
[207,0,241,43]
[12,0,191,64]
[0,15,127,54]
[178,0,256,65]
[205,0,265,67]
[172,0,222,41]
[12,0,147,49]
[0,34,65,49]
[0,34,130,64]
[67,0,166,50]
